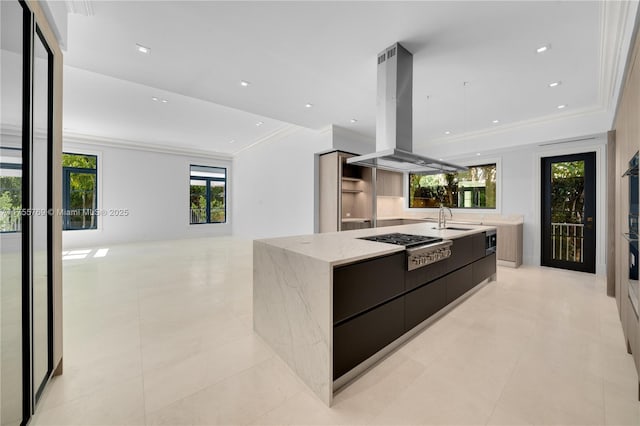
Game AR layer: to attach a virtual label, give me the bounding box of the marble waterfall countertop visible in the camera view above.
[256,222,496,267]
[253,222,496,406]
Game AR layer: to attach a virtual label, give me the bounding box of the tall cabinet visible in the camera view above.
[319,151,373,232]
[614,22,640,399]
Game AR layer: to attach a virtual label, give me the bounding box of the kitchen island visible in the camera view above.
[253,223,496,406]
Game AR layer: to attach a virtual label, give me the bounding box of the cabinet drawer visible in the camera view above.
[405,259,447,291]
[405,276,447,330]
[333,297,404,379]
[448,236,473,270]
[333,253,404,323]
[445,264,473,304]
[472,232,487,261]
[472,253,496,284]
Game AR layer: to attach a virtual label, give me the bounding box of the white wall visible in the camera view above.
[499,147,538,266]
[331,125,375,155]
[407,136,608,270]
[60,121,608,272]
[62,139,232,249]
[232,126,332,239]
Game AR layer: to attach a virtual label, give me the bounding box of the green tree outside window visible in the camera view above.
[62,153,97,230]
[409,163,497,209]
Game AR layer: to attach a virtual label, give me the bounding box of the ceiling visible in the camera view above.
[49,1,640,154]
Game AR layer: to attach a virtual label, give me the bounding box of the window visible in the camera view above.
[0,147,23,233]
[409,163,497,209]
[190,165,226,224]
[62,153,97,230]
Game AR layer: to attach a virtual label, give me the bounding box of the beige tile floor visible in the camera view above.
[32,236,640,425]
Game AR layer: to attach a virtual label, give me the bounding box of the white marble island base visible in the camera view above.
[253,240,335,405]
[253,223,496,406]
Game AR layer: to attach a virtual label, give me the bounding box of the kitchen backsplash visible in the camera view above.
[377,196,405,218]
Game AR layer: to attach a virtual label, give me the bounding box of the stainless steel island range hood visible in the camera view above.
[347,43,467,174]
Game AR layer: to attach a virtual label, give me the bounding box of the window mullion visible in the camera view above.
[206,177,211,223]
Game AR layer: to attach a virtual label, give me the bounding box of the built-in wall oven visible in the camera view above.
[485,229,497,255]
[624,152,639,317]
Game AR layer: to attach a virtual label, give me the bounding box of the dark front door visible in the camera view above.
[541,152,596,273]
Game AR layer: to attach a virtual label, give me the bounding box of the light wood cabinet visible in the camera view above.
[495,223,523,268]
[319,151,373,233]
[376,170,403,197]
[613,21,640,399]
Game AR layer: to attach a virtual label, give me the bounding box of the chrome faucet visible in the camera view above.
[438,204,452,229]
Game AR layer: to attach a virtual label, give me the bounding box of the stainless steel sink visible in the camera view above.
[432,226,473,231]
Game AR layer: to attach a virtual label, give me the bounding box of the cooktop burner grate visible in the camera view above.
[358,233,442,248]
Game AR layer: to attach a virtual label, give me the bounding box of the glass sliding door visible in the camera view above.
[31,26,53,405]
[0,1,26,424]
[1,2,56,424]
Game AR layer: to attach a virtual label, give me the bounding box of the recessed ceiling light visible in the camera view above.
[256,121,264,127]
[240,80,250,87]
[536,44,550,54]
[136,43,150,54]
[305,103,313,108]
[151,97,159,102]
[549,81,561,87]
[557,104,567,109]
[492,119,500,124]
[228,139,236,144]
[476,153,481,156]
[161,99,168,103]
[438,158,443,161]
[350,118,358,123]
[444,131,451,135]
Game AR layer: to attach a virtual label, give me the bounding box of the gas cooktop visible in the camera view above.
[358,233,442,248]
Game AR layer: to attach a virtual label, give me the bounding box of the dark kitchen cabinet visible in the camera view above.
[445,264,474,304]
[332,232,497,381]
[448,236,474,270]
[405,257,447,291]
[472,232,487,261]
[333,297,404,379]
[448,232,486,270]
[473,253,496,284]
[405,276,447,330]
[333,253,404,324]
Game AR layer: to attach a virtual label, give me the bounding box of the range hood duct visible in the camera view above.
[347,43,467,174]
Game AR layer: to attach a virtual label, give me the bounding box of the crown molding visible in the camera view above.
[598,0,634,112]
[63,131,234,161]
[1,124,21,137]
[425,1,636,148]
[425,105,607,147]
[232,124,307,156]
[5,122,310,160]
[65,0,94,16]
